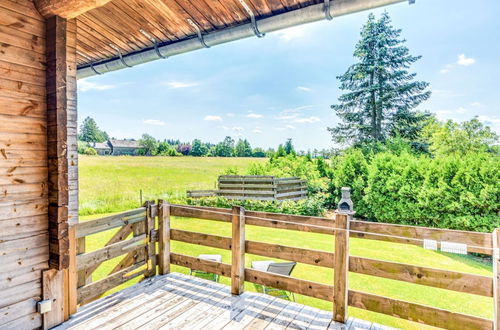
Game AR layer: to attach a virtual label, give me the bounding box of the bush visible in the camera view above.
[187,195,326,217]
[83,147,97,155]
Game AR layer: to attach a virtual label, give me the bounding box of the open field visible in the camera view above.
[79,155,265,215]
[79,156,493,329]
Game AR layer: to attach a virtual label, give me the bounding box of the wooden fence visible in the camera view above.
[187,175,307,201]
[75,202,498,329]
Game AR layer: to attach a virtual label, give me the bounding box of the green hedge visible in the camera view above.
[335,151,500,232]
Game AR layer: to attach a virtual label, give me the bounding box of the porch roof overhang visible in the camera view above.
[63,0,410,79]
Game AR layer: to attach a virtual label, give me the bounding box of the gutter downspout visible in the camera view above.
[77,0,408,79]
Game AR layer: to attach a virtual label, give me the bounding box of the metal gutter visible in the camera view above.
[77,0,408,79]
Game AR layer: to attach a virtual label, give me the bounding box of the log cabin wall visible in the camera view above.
[0,0,77,327]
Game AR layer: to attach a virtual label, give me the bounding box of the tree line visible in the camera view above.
[78,117,334,158]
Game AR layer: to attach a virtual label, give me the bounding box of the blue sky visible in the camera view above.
[78,0,500,151]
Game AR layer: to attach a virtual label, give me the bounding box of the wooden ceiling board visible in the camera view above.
[74,0,326,67]
[113,0,176,41]
[78,14,140,52]
[86,3,151,49]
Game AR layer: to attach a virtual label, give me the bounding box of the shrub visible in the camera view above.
[83,147,97,155]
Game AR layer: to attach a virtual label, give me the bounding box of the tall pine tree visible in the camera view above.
[329,12,431,145]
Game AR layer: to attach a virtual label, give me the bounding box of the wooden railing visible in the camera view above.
[75,202,156,305]
[75,201,498,329]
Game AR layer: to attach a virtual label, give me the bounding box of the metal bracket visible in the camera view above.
[238,0,265,38]
[109,44,132,68]
[187,19,210,48]
[140,29,167,59]
[323,0,333,20]
[77,50,102,75]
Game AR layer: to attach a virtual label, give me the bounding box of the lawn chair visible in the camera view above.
[189,254,222,282]
[251,261,297,301]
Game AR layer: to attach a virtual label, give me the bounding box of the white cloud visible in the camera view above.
[457,54,475,66]
[456,107,468,114]
[226,113,235,117]
[439,64,453,74]
[470,102,482,107]
[78,79,115,92]
[275,25,307,42]
[252,129,263,134]
[477,115,500,125]
[439,54,476,74]
[293,116,321,123]
[232,126,244,132]
[164,81,199,88]
[297,86,312,92]
[246,113,263,119]
[143,119,165,126]
[204,115,222,121]
[286,125,296,130]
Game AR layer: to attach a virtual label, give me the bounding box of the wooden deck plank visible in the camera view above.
[134,284,227,329]
[221,294,278,329]
[117,273,227,329]
[265,301,304,329]
[56,273,398,330]
[243,297,290,329]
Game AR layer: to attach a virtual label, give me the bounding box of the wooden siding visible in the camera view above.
[0,1,77,327]
[0,0,47,328]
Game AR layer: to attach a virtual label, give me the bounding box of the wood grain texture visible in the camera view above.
[35,0,113,18]
[158,200,171,275]
[0,1,48,327]
[348,290,493,330]
[43,269,65,329]
[170,252,231,277]
[231,205,245,295]
[333,213,349,323]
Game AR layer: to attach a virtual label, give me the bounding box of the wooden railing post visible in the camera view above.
[158,200,171,275]
[145,201,157,277]
[231,205,245,295]
[493,228,499,330]
[333,212,349,323]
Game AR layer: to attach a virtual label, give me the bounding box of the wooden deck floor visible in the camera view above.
[56,273,397,330]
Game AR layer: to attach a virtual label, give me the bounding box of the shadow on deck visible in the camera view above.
[56,273,397,330]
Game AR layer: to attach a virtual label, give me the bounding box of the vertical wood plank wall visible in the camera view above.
[0,1,78,328]
[0,0,48,328]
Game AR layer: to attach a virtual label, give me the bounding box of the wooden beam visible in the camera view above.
[158,200,171,275]
[35,0,113,19]
[170,253,231,277]
[46,15,69,270]
[333,212,349,323]
[231,206,245,295]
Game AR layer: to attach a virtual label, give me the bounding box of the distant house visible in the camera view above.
[93,142,112,155]
[108,139,141,155]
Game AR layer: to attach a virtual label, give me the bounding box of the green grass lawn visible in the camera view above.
[79,155,264,215]
[78,156,493,329]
